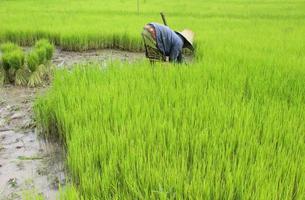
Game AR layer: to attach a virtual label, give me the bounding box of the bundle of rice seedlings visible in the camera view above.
[26,50,44,87]
[27,51,39,73]
[35,47,47,65]
[2,50,25,71]
[25,39,55,87]
[28,65,44,87]
[2,49,25,84]
[43,64,55,82]
[35,39,55,62]
[15,67,30,86]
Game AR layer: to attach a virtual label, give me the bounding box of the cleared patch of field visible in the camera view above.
[0,86,65,200]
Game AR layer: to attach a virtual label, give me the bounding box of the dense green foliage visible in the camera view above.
[36,62,305,199]
[1,0,304,199]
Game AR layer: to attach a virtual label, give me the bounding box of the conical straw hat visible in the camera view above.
[175,29,194,51]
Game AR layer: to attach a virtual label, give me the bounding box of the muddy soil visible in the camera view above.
[0,86,65,200]
[51,48,193,67]
[52,48,145,67]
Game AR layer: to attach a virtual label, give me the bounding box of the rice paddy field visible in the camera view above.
[1,0,305,199]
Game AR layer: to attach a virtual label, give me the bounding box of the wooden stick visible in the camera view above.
[160,12,168,26]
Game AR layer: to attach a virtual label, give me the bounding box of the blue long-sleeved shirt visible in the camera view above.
[149,23,184,62]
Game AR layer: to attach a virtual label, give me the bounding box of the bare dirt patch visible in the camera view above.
[52,48,145,67]
[0,86,65,200]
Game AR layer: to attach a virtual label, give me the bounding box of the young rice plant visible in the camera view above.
[35,62,305,199]
[1,0,304,199]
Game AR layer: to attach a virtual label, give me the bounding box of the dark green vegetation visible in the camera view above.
[1,0,304,199]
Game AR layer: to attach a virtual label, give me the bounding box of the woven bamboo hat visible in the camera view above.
[175,29,194,51]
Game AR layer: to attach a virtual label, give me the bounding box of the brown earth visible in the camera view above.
[52,48,145,67]
[0,86,65,200]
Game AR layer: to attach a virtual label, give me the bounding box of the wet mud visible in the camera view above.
[0,86,65,200]
[52,48,145,67]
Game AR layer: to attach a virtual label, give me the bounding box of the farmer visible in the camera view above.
[141,22,194,63]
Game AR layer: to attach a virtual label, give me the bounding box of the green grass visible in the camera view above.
[35,61,305,199]
[1,0,304,199]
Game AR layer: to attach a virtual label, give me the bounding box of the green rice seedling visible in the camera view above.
[26,51,39,72]
[23,189,44,200]
[2,50,24,71]
[59,185,82,200]
[2,53,11,72]
[2,0,303,198]
[1,43,27,85]
[24,40,54,86]
[35,61,305,199]
[34,47,47,65]
[1,49,25,83]
[0,42,20,53]
[35,39,55,61]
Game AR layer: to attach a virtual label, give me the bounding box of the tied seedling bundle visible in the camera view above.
[0,43,25,84]
[27,39,55,87]
[0,39,55,86]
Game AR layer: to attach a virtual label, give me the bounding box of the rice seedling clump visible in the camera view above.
[34,47,47,65]
[0,39,54,85]
[26,39,55,86]
[35,39,55,61]
[26,51,39,72]
[2,49,25,71]
[0,43,25,83]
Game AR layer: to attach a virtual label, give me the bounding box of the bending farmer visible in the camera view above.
[142,23,194,63]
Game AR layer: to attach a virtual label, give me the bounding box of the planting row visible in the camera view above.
[0,40,54,86]
[0,31,144,52]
